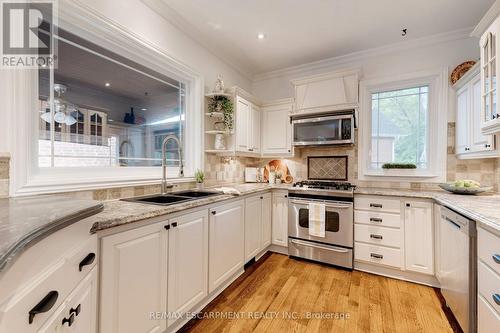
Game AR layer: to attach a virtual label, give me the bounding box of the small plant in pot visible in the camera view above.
[275,170,283,184]
[208,96,234,132]
[195,169,205,189]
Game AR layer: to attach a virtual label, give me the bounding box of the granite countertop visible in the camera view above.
[0,196,103,272]
[356,187,500,235]
[88,183,290,233]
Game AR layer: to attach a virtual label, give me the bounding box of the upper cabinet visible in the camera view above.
[291,69,360,116]
[261,99,293,156]
[480,16,500,134]
[454,64,498,159]
[235,95,261,156]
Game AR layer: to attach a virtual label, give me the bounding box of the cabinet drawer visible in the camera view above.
[354,224,401,248]
[478,260,500,315]
[478,294,500,333]
[355,196,401,213]
[354,242,402,268]
[354,210,401,228]
[0,235,97,332]
[478,227,500,276]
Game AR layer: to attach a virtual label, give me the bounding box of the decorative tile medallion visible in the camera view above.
[308,156,348,180]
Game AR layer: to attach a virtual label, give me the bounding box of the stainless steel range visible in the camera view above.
[288,180,355,269]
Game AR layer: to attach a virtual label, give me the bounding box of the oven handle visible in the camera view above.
[290,239,350,253]
[290,200,352,209]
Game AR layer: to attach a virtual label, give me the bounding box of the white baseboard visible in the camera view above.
[354,261,440,287]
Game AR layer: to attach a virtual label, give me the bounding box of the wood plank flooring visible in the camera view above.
[180,253,454,333]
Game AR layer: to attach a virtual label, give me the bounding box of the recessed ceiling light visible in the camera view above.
[105,82,111,87]
[141,108,147,111]
[257,33,265,40]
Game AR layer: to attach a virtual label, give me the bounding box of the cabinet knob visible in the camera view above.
[485,144,491,148]
[164,225,170,230]
[492,254,500,264]
[172,222,178,228]
[70,304,81,317]
[284,195,288,198]
[288,150,291,152]
[260,196,263,199]
[62,313,75,327]
[406,203,411,207]
[211,211,216,215]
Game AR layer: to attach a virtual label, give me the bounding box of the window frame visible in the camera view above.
[8,2,204,196]
[358,69,448,182]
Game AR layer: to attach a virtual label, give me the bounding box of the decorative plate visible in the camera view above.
[439,183,492,195]
[450,61,476,85]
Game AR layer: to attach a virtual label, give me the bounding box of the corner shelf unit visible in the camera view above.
[204,91,236,155]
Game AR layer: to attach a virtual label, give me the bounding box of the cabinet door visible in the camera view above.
[456,85,470,154]
[272,192,288,247]
[261,193,272,249]
[236,97,250,152]
[245,195,263,262]
[471,74,495,152]
[404,201,434,275]
[167,210,208,327]
[262,104,292,155]
[209,200,245,292]
[100,223,168,333]
[250,104,261,153]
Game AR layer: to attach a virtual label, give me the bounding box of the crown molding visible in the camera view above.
[141,0,254,82]
[253,27,475,82]
[471,0,500,37]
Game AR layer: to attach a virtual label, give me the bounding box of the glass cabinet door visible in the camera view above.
[482,31,497,124]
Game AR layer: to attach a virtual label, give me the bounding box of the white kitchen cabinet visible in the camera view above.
[261,193,272,249]
[272,191,288,247]
[235,96,260,155]
[167,210,208,327]
[100,222,168,333]
[245,195,263,262]
[291,69,359,115]
[454,65,497,158]
[209,200,245,293]
[481,15,500,134]
[261,100,293,156]
[404,200,434,275]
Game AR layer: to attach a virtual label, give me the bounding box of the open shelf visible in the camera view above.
[205,130,231,135]
[205,112,224,118]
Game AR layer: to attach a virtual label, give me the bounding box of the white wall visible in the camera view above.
[252,36,480,117]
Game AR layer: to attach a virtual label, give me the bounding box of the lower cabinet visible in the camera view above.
[404,200,434,275]
[39,267,98,333]
[245,193,273,262]
[167,210,209,327]
[209,200,245,293]
[100,222,168,333]
[272,191,288,247]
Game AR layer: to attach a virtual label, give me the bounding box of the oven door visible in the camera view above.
[292,114,354,146]
[288,198,353,248]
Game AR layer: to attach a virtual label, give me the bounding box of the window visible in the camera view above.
[371,86,429,169]
[358,70,447,182]
[38,30,186,169]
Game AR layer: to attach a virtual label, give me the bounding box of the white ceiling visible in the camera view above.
[155,0,495,76]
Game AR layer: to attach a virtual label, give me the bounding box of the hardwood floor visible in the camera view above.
[180,253,454,333]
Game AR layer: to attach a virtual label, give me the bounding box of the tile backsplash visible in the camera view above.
[0,154,9,198]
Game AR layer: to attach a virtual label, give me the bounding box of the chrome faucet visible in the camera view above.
[161,134,184,194]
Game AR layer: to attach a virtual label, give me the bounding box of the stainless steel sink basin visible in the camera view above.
[121,190,220,206]
[172,190,221,198]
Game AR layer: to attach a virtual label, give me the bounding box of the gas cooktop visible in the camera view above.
[292,180,356,191]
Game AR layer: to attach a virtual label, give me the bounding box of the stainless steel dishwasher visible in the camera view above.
[437,206,477,333]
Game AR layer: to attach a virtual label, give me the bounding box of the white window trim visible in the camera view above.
[358,68,448,183]
[8,1,204,196]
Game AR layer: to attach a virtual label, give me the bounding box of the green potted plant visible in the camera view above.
[208,96,234,132]
[195,169,205,189]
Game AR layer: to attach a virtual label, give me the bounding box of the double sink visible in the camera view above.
[122,190,221,206]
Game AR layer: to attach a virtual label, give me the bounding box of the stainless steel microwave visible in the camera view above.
[292,112,355,146]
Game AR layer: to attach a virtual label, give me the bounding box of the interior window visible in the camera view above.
[38,29,186,168]
[370,86,429,169]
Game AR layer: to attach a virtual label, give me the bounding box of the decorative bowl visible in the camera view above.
[439,183,492,195]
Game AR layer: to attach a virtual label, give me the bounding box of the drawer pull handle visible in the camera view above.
[370,218,382,223]
[29,291,59,324]
[62,313,75,327]
[493,294,500,306]
[493,254,500,264]
[370,203,383,208]
[211,211,216,215]
[70,304,81,316]
[370,253,383,259]
[79,253,96,272]
[164,225,170,230]
[370,234,383,240]
[171,222,178,228]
